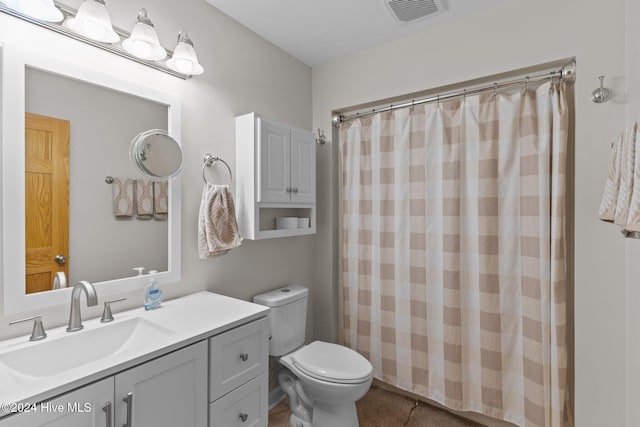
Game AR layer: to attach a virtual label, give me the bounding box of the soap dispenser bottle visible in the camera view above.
[143,272,162,310]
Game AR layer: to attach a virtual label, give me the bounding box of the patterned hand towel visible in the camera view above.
[198,184,242,258]
[135,180,154,219]
[153,181,169,220]
[112,178,134,217]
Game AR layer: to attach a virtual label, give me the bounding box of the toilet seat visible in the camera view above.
[291,341,372,384]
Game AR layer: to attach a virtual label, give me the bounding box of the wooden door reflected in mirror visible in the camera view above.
[25,112,69,294]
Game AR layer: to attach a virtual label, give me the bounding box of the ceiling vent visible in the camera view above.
[384,0,445,24]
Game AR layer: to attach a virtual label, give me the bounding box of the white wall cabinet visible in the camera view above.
[236,112,316,239]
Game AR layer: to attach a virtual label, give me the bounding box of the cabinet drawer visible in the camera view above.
[209,317,268,401]
[209,373,267,427]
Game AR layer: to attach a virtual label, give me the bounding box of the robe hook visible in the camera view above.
[315,128,327,145]
[591,75,611,104]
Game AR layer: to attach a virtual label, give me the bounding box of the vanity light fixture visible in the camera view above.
[0,1,202,79]
[64,0,119,43]
[0,0,63,22]
[122,8,166,61]
[166,29,204,76]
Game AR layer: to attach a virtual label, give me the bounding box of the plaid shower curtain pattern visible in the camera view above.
[340,82,569,427]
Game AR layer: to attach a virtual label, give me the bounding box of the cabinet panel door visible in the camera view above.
[290,129,315,204]
[258,118,291,203]
[115,341,207,427]
[0,378,113,427]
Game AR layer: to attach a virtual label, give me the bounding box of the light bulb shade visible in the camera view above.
[166,30,203,76]
[1,0,64,22]
[122,10,166,61]
[64,0,119,43]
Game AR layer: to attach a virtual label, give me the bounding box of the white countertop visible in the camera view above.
[0,291,269,417]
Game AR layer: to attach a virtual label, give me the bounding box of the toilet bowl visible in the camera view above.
[253,285,373,427]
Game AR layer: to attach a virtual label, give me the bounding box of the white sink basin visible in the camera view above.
[0,318,174,378]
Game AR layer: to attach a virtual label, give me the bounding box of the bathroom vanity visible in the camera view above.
[0,292,269,427]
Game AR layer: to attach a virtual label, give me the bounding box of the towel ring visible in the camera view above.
[202,153,232,186]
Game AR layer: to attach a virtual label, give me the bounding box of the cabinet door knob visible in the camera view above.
[239,353,249,362]
[292,187,299,194]
[286,187,292,193]
[239,412,248,422]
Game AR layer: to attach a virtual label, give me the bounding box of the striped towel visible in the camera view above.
[198,184,242,258]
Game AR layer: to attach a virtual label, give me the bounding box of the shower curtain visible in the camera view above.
[340,82,569,427]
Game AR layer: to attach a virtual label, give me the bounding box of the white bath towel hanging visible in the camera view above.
[599,121,640,236]
[198,184,242,258]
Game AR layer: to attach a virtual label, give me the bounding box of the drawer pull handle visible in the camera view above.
[239,353,249,362]
[239,412,248,422]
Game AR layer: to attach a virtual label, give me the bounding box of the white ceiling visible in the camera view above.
[204,0,511,67]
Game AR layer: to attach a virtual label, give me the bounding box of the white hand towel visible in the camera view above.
[135,180,154,219]
[198,184,242,258]
[112,178,134,217]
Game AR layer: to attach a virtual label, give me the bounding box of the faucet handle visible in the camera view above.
[9,315,47,341]
[100,298,127,323]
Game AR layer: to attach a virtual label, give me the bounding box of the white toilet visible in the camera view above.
[253,285,373,427]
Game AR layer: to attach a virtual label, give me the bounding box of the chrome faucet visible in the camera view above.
[66,281,98,332]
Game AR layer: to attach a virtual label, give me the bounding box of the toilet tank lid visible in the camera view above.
[253,285,308,307]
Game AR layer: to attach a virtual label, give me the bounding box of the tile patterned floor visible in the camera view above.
[268,385,484,426]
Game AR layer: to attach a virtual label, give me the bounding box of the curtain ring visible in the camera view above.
[524,76,530,91]
[493,82,498,97]
[436,94,440,105]
[463,89,466,101]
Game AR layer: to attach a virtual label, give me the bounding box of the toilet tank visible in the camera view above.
[253,285,308,356]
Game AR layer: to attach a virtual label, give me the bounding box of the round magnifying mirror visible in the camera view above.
[130,129,183,180]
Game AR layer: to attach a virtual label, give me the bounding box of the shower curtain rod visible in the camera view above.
[332,61,576,127]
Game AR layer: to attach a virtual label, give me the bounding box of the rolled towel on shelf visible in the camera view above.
[198,184,242,258]
[153,181,169,220]
[112,178,134,217]
[135,180,154,219]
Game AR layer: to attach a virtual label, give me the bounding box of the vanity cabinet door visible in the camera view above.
[115,341,208,427]
[0,378,113,427]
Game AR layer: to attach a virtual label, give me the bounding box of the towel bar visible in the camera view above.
[202,153,232,186]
